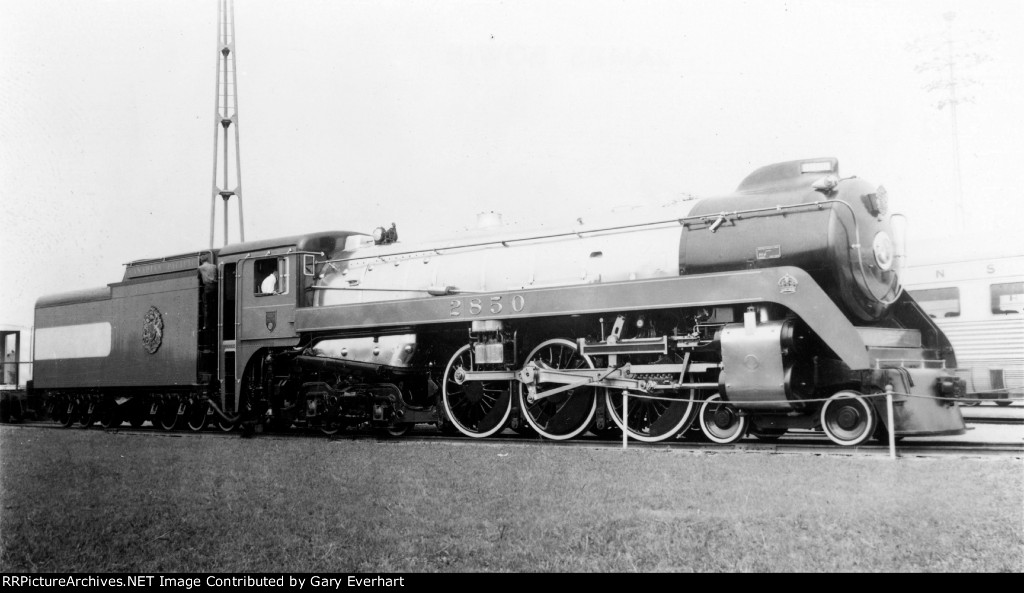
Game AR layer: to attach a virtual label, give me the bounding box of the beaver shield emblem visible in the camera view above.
[266,311,277,332]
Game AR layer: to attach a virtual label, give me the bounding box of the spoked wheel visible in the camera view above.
[605,387,697,443]
[158,400,182,431]
[820,391,876,446]
[442,345,513,438]
[698,393,747,444]
[518,339,598,441]
[186,402,209,432]
[99,404,121,429]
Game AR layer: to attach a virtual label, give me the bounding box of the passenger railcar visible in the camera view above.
[903,241,1023,406]
[32,158,969,445]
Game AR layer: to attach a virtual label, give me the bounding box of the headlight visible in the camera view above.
[873,231,894,271]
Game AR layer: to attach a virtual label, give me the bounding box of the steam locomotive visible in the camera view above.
[33,157,967,445]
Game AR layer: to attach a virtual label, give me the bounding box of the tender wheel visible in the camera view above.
[995,399,1013,407]
[518,338,597,441]
[55,399,76,428]
[129,404,148,428]
[820,391,876,446]
[186,402,209,432]
[78,402,95,428]
[442,344,513,438]
[605,387,696,443]
[158,400,181,431]
[698,393,747,444]
[217,417,237,432]
[99,404,121,429]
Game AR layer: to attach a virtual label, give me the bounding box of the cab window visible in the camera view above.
[991,282,1024,314]
[909,287,960,318]
[255,257,289,296]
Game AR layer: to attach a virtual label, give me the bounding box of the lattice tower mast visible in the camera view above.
[210,0,245,247]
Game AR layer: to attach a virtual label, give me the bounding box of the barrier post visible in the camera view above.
[622,391,628,450]
[885,384,896,460]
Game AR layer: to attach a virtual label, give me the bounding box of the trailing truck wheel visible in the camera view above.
[517,338,598,441]
[442,345,513,439]
[698,393,747,444]
[820,391,876,447]
[605,387,697,443]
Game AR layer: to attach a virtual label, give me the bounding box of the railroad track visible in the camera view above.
[4,421,1021,458]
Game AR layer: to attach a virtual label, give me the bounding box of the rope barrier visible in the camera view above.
[586,386,1023,405]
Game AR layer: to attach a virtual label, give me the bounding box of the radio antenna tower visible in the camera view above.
[210,0,245,247]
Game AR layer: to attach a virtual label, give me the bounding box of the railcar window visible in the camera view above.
[909,287,960,318]
[991,282,1024,314]
[255,257,289,296]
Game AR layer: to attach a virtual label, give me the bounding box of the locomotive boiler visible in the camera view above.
[32,157,967,445]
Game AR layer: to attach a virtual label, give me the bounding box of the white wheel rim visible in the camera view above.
[699,394,747,444]
[820,391,876,446]
[605,389,696,443]
[442,344,512,439]
[518,339,597,441]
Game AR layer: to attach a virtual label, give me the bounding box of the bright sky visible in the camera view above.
[2,0,1022,328]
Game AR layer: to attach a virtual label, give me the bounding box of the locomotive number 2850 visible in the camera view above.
[450,294,526,317]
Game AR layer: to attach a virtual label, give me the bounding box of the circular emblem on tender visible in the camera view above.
[142,306,164,354]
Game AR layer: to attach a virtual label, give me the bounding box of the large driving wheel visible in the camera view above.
[518,339,597,441]
[698,393,747,444]
[820,391,876,446]
[442,345,513,438]
[606,387,696,443]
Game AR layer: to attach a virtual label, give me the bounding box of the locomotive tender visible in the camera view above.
[33,158,967,445]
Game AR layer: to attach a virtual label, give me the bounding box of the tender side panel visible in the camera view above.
[34,273,201,389]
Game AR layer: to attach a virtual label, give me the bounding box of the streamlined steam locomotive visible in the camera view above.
[33,158,967,445]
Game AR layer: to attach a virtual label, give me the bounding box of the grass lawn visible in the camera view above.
[1,426,1021,572]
